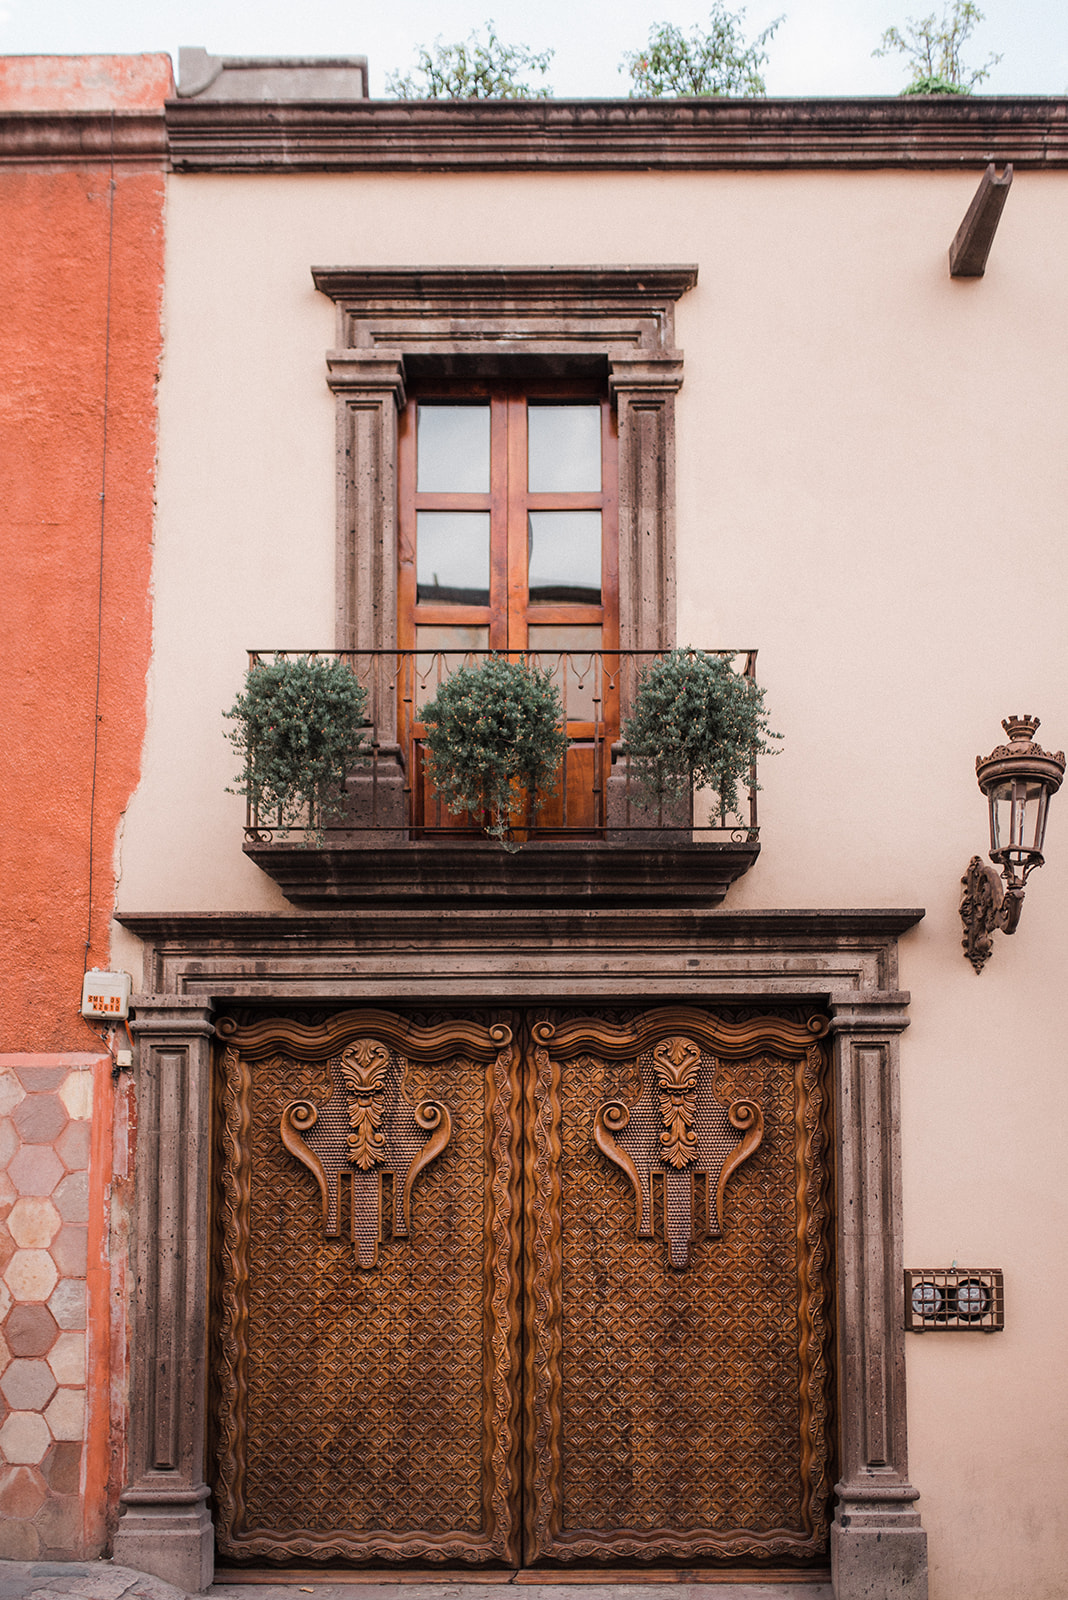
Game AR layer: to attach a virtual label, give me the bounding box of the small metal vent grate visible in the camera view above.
[904,1268,1004,1332]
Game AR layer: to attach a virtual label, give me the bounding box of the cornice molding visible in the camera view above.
[312,265,700,307]
[0,110,167,168]
[165,96,1068,173]
[118,907,925,940]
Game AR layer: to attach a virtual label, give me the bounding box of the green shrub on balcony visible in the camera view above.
[421,655,568,848]
[621,648,778,821]
[224,655,369,839]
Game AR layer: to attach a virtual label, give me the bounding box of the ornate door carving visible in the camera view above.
[211,1005,832,1568]
[212,1009,522,1564]
[523,1008,833,1565]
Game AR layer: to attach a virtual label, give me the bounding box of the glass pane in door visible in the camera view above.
[417,405,491,492]
[528,405,601,492]
[417,511,490,604]
[528,512,601,604]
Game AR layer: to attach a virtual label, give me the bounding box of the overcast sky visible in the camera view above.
[0,0,1064,99]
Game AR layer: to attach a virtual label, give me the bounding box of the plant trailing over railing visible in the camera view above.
[421,655,568,848]
[621,647,779,823]
[224,654,369,841]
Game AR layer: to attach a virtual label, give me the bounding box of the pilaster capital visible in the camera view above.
[608,354,685,396]
[129,996,216,1038]
[827,993,912,1036]
[325,350,406,406]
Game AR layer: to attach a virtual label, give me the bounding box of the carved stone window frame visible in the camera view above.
[311,267,697,693]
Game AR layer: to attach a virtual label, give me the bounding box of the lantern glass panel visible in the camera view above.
[988,778,1050,859]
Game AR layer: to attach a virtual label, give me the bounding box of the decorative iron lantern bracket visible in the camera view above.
[960,716,1064,973]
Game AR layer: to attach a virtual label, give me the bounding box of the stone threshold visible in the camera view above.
[209,1583,833,1600]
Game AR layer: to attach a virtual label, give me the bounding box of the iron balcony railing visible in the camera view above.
[241,648,761,846]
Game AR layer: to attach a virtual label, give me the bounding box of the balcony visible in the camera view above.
[240,648,762,908]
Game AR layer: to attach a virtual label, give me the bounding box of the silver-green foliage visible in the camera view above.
[621,648,778,818]
[622,4,782,98]
[421,656,568,846]
[387,22,553,100]
[874,1,1001,93]
[224,656,368,836]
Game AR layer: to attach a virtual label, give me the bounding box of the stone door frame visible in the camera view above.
[112,905,928,1599]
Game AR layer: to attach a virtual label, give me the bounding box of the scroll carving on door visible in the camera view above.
[280,1036,453,1269]
[593,1031,765,1269]
[212,1005,833,1570]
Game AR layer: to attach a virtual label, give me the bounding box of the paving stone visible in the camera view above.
[44,1388,85,1442]
[0,1358,57,1412]
[0,1330,10,1372]
[46,1282,86,1332]
[0,1518,41,1559]
[12,1098,67,1147]
[0,1410,52,1464]
[33,1493,83,1557]
[7,1200,61,1252]
[0,1281,12,1323]
[0,1071,25,1118]
[12,1067,66,1093]
[3,1252,59,1303]
[58,1072,93,1123]
[7,1149,63,1200]
[0,1172,17,1208]
[50,1228,87,1279]
[0,1223,16,1273]
[51,1176,88,1227]
[0,1464,47,1518]
[41,1438,83,1494]
[54,1123,91,1175]
[0,1120,19,1172]
[5,1305,59,1360]
[46,1331,84,1387]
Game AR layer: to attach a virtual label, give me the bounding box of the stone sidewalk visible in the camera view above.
[0,1568,833,1600]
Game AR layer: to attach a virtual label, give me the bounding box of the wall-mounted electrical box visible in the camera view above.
[81,968,132,1021]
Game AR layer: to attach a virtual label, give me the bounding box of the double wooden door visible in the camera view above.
[211,1006,834,1568]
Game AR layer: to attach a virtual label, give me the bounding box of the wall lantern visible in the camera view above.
[960,715,1064,973]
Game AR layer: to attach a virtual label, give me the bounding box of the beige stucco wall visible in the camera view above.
[116,165,1068,1600]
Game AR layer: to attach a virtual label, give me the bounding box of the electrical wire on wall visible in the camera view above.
[84,110,116,978]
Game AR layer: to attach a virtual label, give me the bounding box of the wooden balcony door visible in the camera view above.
[397,385,618,833]
[212,1005,834,1570]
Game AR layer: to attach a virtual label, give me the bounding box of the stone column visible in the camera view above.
[608,355,683,658]
[326,352,407,835]
[828,998,928,1600]
[112,997,215,1592]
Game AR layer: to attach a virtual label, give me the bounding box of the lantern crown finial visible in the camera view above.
[1001,714,1040,743]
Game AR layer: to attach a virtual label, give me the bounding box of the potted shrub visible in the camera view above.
[224,654,369,841]
[620,648,778,824]
[421,655,568,848]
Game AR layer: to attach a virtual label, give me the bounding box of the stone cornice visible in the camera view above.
[118,907,925,940]
[165,96,1068,173]
[0,110,167,168]
[312,265,701,306]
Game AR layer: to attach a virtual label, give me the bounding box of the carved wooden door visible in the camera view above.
[211,1006,833,1569]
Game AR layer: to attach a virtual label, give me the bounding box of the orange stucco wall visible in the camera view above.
[0,159,164,1050]
[0,54,173,111]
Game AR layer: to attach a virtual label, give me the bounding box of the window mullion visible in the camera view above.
[504,395,529,653]
[489,394,511,652]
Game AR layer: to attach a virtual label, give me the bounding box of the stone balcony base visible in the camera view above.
[243,838,761,909]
